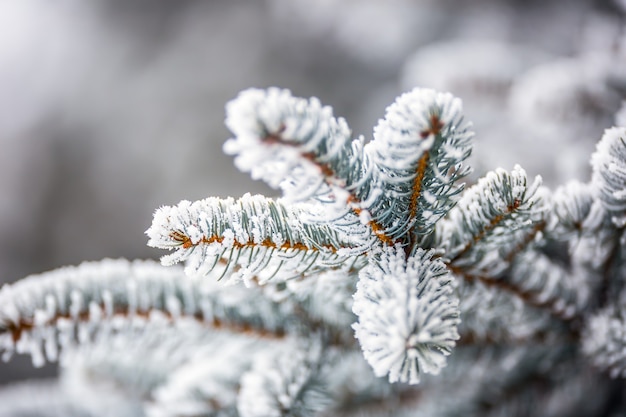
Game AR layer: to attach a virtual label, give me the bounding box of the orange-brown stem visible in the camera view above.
[263,127,395,246]
[451,199,522,262]
[170,231,338,253]
[420,114,444,139]
[6,305,287,345]
[408,153,430,222]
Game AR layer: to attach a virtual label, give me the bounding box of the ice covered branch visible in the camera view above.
[352,246,460,384]
[147,193,369,283]
[366,88,473,240]
[438,165,547,277]
[223,87,400,245]
[591,127,626,226]
[0,259,311,367]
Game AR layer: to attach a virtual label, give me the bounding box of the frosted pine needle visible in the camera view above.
[352,246,460,384]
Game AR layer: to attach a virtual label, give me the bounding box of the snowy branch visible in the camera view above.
[352,246,459,384]
[438,165,547,277]
[0,259,311,367]
[365,88,473,240]
[147,193,369,283]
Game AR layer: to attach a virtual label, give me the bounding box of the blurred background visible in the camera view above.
[0,0,624,384]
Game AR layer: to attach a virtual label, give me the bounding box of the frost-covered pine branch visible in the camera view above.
[146,194,369,283]
[2,85,626,416]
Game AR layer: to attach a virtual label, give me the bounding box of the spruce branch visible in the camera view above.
[591,127,626,226]
[143,331,285,417]
[366,88,473,240]
[455,278,556,344]
[352,246,460,385]
[146,193,369,283]
[547,181,619,271]
[508,250,587,318]
[224,87,398,245]
[0,259,312,367]
[320,349,403,415]
[237,338,328,417]
[4,81,626,416]
[439,164,547,277]
[404,345,574,417]
[262,268,358,330]
[549,181,597,240]
[224,87,364,201]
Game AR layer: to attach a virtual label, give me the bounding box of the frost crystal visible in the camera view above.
[352,246,460,384]
[591,127,626,224]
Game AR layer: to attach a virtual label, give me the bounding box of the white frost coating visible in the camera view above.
[369,88,470,171]
[438,164,547,276]
[147,332,271,417]
[224,87,366,210]
[263,269,358,328]
[550,181,595,239]
[456,279,551,343]
[0,260,188,366]
[237,339,327,417]
[352,246,460,384]
[364,87,473,238]
[146,193,369,282]
[0,259,299,367]
[509,250,586,317]
[583,307,626,378]
[591,127,626,221]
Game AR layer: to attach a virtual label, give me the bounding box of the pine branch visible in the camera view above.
[0,259,308,367]
[4,81,626,416]
[438,165,548,277]
[237,338,328,417]
[454,278,558,345]
[144,331,283,417]
[147,194,369,283]
[352,246,460,384]
[224,88,364,201]
[143,335,330,417]
[365,88,473,240]
[262,268,358,330]
[549,181,597,240]
[224,87,398,245]
[453,248,588,324]
[546,181,620,270]
[320,349,403,415]
[591,127,626,226]
[402,345,582,417]
[63,323,273,409]
[508,250,588,318]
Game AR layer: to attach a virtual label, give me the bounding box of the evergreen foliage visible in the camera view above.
[1,86,626,416]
